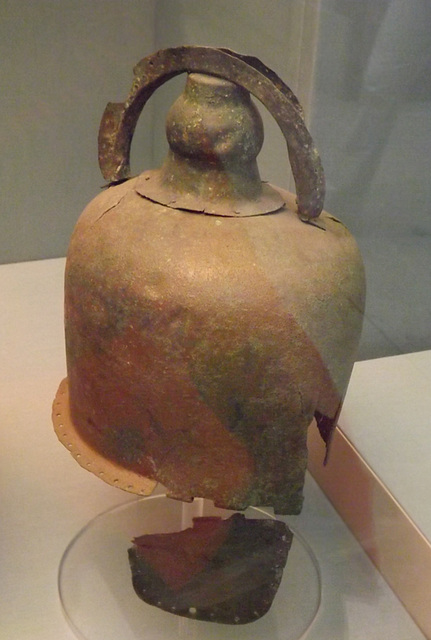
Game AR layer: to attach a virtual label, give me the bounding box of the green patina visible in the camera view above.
[186,332,309,513]
[102,424,148,466]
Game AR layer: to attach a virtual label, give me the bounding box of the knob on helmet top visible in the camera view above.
[136,71,284,217]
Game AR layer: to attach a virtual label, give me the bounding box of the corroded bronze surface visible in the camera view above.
[128,514,292,624]
[54,48,365,515]
[61,180,364,514]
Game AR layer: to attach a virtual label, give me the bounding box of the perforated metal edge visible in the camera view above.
[52,378,157,496]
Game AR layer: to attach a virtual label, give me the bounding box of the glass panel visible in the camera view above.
[311,0,431,358]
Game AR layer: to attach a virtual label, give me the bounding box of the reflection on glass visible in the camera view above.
[313,0,431,358]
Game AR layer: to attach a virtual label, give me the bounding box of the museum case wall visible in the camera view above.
[310,0,431,358]
[0,0,157,264]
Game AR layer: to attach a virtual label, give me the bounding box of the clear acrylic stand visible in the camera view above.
[58,495,321,640]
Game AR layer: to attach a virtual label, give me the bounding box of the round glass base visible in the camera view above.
[59,495,321,640]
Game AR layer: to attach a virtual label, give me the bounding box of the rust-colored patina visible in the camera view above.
[53,47,365,515]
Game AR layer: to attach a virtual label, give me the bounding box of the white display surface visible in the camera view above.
[0,257,425,640]
[341,349,431,540]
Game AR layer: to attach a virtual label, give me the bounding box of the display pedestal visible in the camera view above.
[58,495,321,640]
[308,350,431,639]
